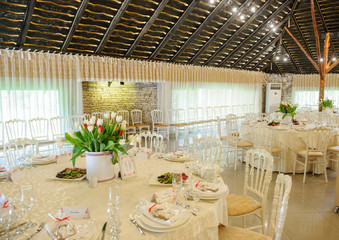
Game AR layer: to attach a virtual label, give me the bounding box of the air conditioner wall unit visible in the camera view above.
[265,83,282,113]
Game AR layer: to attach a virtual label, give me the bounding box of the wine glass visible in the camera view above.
[182,178,193,209]
[172,173,182,205]
[191,191,201,212]
[20,185,36,228]
[0,204,16,240]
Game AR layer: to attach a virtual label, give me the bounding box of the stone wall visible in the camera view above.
[82,81,157,124]
[262,74,293,112]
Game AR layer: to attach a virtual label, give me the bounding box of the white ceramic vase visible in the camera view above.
[281,114,292,125]
[85,151,115,182]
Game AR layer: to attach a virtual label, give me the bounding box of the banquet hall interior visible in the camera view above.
[1,0,339,239]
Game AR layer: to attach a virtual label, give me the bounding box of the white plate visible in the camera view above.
[32,160,56,165]
[163,155,192,162]
[0,172,7,179]
[193,181,229,200]
[36,219,100,240]
[52,174,87,181]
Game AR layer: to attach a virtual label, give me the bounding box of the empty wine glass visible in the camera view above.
[172,173,182,205]
[20,185,36,228]
[191,191,201,212]
[182,179,193,209]
[0,204,16,240]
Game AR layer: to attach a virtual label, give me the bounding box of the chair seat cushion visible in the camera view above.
[170,123,186,127]
[296,150,323,157]
[227,194,261,216]
[328,146,339,152]
[263,147,282,154]
[154,124,170,128]
[126,126,136,129]
[229,141,253,148]
[218,226,271,240]
[134,123,149,128]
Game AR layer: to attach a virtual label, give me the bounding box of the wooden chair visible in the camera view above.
[131,109,150,133]
[5,119,26,141]
[136,131,164,153]
[92,112,103,119]
[292,128,330,183]
[4,138,39,168]
[69,115,84,130]
[117,110,136,136]
[220,174,292,240]
[29,118,54,149]
[193,137,222,166]
[151,109,169,139]
[226,149,274,233]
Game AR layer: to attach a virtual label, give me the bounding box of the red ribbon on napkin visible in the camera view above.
[55,216,70,222]
[195,181,200,188]
[2,200,8,208]
[148,203,157,213]
[0,167,5,169]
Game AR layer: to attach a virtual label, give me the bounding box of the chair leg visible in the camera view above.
[323,156,328,183]
[242,215,246,228]
[260,209,265,234]
[303,156,308,184]
[293,153,297,175]
[234,147,238,170]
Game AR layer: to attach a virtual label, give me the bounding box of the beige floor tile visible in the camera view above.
[303,192,336,213]
[286,194,317,214]
[285,212,339,240]
[320,212,339,229]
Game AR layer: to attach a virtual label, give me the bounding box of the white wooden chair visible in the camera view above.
[214,106,221,119]
[293,128,331,183]
[50,116,68,140]
[83,113,91,122]
[248,104,256,114]
[206,106,216,136]
[69,115,84,130]
[226,149,274,233]
[136,131,164,153]
[193,137,222,166]
[92,112,103,119]
[253,125,283,173]
[5,119,26,141]
[28,118,54,151]
[117,110,136,136]
[219,174,292,240]
[327,132,339,170]
[232,105,240,116]
[226,115,253,170]
[131,109,150,133]
[4,138,39,168]
[187,107,198,137]
[151,109,169,139]
[196,107,206,135]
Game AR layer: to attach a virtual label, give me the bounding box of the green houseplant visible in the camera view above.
[275,102,298,119]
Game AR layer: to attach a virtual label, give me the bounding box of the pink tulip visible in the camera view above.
[98,126,103,134]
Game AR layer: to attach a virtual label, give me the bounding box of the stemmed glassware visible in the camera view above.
[182,177,192,209]
[20,185,36,229]
[172,173,183,205]
[0,203,16,240]
[191,191,201,212]
[106,184,120,240]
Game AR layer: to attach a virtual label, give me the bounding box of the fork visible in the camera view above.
[27,222,45,240]
[129,214,145,235]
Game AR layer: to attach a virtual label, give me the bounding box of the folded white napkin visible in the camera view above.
[140,203,183,226]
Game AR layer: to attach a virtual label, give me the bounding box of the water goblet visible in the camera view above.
[172,172,183,205]
[20,185,36,228]
[0,204,16,240]
[191,191,201,212]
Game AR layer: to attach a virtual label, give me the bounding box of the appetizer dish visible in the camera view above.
[292,119,300,125]
[157,172,188,184]
[56,168,86,179]
[268,121,280,126]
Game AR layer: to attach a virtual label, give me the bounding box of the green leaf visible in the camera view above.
[100,143,105,152]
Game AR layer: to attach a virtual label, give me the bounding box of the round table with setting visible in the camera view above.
[0,155,229,240]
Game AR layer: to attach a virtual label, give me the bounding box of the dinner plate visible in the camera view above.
[32,159,56,165]
[36,219,100,240]
[148,172,190,187]
[163,155,192,162]
[0,171,7,179]
[192,181,229,200]
[51,174,87,181]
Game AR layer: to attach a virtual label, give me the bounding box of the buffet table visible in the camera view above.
[1,156,228,240]
[241,123,338,173]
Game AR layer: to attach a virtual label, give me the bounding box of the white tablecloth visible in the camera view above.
[1,157,228,240]
[241,123,338,173]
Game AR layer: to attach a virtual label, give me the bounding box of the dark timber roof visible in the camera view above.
[0,0,338,74]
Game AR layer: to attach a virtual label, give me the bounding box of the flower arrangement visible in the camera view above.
[319,99,334,109]
[275,102,298,119]
[65,112,131,167]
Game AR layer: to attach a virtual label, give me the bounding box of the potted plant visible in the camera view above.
[319,99,334,114]
[275,102,298,124]
[65,112,131,182]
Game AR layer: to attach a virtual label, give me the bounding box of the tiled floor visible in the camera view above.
[220,162,339,240]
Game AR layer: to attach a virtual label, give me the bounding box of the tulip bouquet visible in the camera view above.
[319,99,334,109]
[65,112,131,167]
[275,102,298,119]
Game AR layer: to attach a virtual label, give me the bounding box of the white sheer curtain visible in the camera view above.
[292,74,339,107]
[0,49,83,124]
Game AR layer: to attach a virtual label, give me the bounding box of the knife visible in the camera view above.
[0,222,27,236]
[101,222,107,240]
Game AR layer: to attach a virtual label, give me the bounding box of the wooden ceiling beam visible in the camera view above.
[273,60,283,75]
[61,0,89,52]
[95,0,132,54]
[188,0,256,64]
[206,0,291,66]
[170,0,230,62]
[261,60,271,72]
[250,50,275,70]
[291,15,314,58]
[282,42,302,73]
[125,0,170,57]
[149,0,200,60]
[17,0,36,47]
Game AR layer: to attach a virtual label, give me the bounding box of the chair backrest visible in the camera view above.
[92,112,103,119]
[168,109,177,124]
[137,131,164,152]
[224,105,232,116]
[226,114,238,137]
[131,109,143,125]
[29,118,49,141]
[193,137,222,165]
[206,107,214,120]
[267,174,292,240]
[50,116,68,140]
[5,119,26,141]
[214,106,221,118]
[69,115,84,130]
[83,113,91,121]
[305,128,330,153]
[188,107,196,122]
[117,110,130,125]
[4,138,39,167]
[253,125,274,151]
[249,104,255,113]
[177,109,186,124]
[232,105,239,115]
[0,121,4,147]
[196,107,204,121]
[244,149,274,206]
[151,109,164,125]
